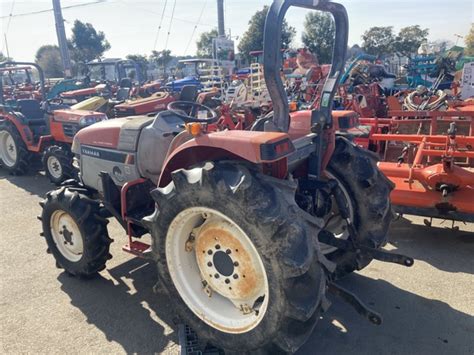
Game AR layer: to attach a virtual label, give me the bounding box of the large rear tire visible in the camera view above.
[146,162,326,353]
[0,120,30,175]
[40,187,112,276]
[325,137,393,279]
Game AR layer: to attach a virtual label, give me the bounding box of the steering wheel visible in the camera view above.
[167,101,218,124]
[46,97,64,105]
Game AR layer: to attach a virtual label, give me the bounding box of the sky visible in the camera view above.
[1,0,473,62]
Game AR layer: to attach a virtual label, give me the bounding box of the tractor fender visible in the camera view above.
[0,112,33,144]
[157,130,294,187]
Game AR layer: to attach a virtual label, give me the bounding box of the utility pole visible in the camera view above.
[52,0,72,78]
[4,34,10,59]
[217,0,225,37]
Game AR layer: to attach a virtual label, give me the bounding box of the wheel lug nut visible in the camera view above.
[207,250,213,255]
[234,261,239,267]
[233,274,238,279]
[207,262,213,267]
[215,244,221,250]
[226,249,231,254]
[225,279,230,284]
[214,273,220,279]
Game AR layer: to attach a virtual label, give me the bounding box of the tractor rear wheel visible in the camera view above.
[0,120,30,175]
[324,137,394,279]
[40,187,112,276]
[146,162,326,353]
[42,145,75,185]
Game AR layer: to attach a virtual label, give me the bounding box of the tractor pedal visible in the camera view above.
[122,241,153,259]
[328,282,382,325]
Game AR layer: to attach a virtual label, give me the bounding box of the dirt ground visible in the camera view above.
[1,167,473,354]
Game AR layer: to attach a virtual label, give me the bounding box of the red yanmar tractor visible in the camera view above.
[39,1,412,352]
[0,62,107,184]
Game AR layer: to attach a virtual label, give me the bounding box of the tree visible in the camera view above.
[126,54,149,80]
[361,26,395,57]
[465,24,474,56]
[238,6,295,62]
[196,29,219,58]
[150,49,173,74]
[69,20,110,63]
[393,25,429,58]
[35,45,63,78]
[301,11,335,64]
[347,44,363,59]
[0,51,12,62]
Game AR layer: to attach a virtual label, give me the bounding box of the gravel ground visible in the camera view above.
[1,167,473,354]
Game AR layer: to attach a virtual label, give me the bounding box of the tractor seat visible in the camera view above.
[179,85,198,102]
[115,87,131,102]
[16,99,46,125]
[119,78,132,88]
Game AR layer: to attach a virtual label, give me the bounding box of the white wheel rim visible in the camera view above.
[0,130,18,167]
[166,207,269,334]
[50,210,83,262]
[47,155,63,179]
[320,171,354,254]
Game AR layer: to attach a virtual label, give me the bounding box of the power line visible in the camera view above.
[5,0,16,34]
[152,0,168,51]
[0,0,110,19]
[163,0,177,51]
[184,0,208,55]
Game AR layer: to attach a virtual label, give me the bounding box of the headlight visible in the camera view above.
[79,114,107,127]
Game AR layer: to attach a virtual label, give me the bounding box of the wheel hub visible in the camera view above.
[165,207,269,333]
[50,210,83,262]
[47,155,63,179]
[0,131,18,167]
[61,225,74,245]
[195,219,264,303]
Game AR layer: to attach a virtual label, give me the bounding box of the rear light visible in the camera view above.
[260,139,294,161]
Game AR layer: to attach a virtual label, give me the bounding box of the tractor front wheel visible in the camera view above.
[42,145,75,185]
[40,187,112,276]
[0,120,30,174]
[146,162,326,353]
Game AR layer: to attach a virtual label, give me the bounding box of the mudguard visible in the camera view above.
[158,130,295,186]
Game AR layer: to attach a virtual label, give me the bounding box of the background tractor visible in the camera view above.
[39,0,412,353]
[0,61,107,184]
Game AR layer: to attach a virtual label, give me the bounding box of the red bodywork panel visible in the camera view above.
[158,130,294,186]
[60,87,99,99]
[74,118,124,149]
[288,110,359,140]
[114,92,175,115]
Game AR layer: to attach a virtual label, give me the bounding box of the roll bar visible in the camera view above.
[0,61,46,105]
[263,0,348,132]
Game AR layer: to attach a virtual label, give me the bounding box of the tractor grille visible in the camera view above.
[63,123,80,138]
[114,107,136,118]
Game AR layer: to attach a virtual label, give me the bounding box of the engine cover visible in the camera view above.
[73,112,184,191]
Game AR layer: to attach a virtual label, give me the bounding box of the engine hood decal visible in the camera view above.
[81,145,130,164]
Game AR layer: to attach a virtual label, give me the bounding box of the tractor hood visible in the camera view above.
[165,76,202,92]
[60,86,99,98]
[72,115,154,153]
[53,109,107,124]
[114,92,174,115]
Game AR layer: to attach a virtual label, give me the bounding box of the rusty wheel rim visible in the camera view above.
[166,207,269,334]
